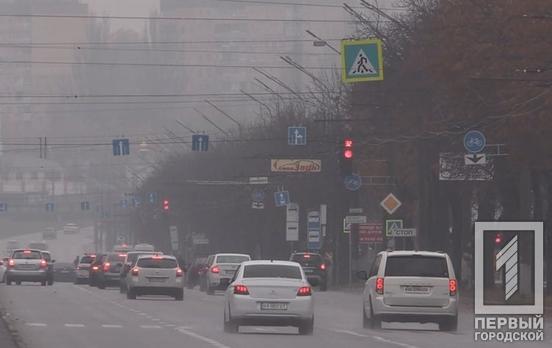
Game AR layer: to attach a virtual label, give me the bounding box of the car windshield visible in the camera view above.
[243,264,302,279]
[79,256,94,264]
[12,251,42,259]
[291,254,323,267]
[216,255,249,264]
[385,256,449,278]
[137,258,178,269]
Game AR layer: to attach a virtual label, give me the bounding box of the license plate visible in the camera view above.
[404,286,430,294]
[304,269,313,273]
[261,302,288,311]
[18,264,36,269]
[148,278,167,283]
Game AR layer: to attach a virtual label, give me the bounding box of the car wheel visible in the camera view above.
[439,316,458,332]
[98,281,106,289]
[175,289,184,301]
[369,299,381,329]
[119,283,125,293]
[48,279,54,286]
[223,307,238,333]
[41,280,46,286]
[298,317,314,335]
[126,288,136,300]
[362,305,369,329]
[16,281,21,286]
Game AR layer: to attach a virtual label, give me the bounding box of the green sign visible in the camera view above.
[341,38,384,83]
[385,219,403,237]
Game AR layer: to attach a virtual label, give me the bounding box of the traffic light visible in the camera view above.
[163,199,170,212]
[339,137,353,176]
[494,233,502,245]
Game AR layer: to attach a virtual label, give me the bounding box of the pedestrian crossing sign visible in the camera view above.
[341,38,383,83]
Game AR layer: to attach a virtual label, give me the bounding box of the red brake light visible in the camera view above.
[40,259,48,269]
[103,262,111,272]
[8,259,15,268]
[449,279,457,296]
[297,286,312,296]
[152,255,163,259]
[131,267,139,276]
[92,265,99,271]
[23,250,31,254]
[303,254,311,259]
[233,284,249,295]
[376,277,384,295]
[320,263,326,271]
[118,254,126,258]
[176,268,184,277]
[211,265,220,274]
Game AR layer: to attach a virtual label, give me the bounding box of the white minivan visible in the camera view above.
[358,250,458,331]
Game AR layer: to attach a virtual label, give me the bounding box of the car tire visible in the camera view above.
[41,280,46,286]
[223,308,238,333]
[362,305,369,329]
[298,317,314,335]
[16,281,21,286]
[368,299,381,329]
[48,279,54,286]
[175,289,184,301]
[98,281,106,289]
[119,283,126,293]
[126,288,136,300]
[439,316,458,332]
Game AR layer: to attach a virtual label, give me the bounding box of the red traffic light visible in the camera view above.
[343,138,353,159]
[163,199,170,211]
[344,149,353,159]
[344,139,353,148]
[494,233,502,244]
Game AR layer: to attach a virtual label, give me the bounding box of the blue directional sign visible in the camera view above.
[288,126,307,145]
[274,191,290,207]
[344,174,362,191]
[132,197,142,207]
[112,138,130,156]
[46,202,55,212]
[0,202,7,212]
[80,201,90,211]
[192,134,209,151]
[121,199,129,209]
[307,211,321,251]
[341,38,384,83]
[148,192,158,204]
[464,130,486,153]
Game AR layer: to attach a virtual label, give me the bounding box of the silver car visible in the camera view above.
[6,249,48,286]
[223,260,314,335]
[358,250,458,331]
[126,254,184,301]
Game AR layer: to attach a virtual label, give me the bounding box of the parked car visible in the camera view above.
[223,260,314,335]
[357,250,458,331]
[290,252,328,291]
[54,262,76,282]
[204,253,251,295]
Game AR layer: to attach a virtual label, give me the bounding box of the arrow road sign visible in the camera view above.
[192,134,209,151]
[464,130,486,153]
[341,38,384,83]
[112,138,130,156]
[465,153,487,165]
[274,191,290,207]
[148,192,158,204]
[288,127,307,145]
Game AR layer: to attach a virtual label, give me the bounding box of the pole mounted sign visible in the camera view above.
[341,38,384,83]
[307,211,321,251]
[288,127,307,145]
[380,193,402,215]
[464,130,486,153]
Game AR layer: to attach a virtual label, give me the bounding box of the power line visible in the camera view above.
[0,13,368,23]
[215,0,408,10]
[0,38,345,46]
[0,91,338,99]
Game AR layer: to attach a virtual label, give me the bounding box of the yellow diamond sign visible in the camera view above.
[380,193,401,215]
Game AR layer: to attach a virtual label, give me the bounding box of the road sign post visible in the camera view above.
[341,38,384,83]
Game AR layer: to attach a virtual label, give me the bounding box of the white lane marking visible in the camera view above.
[26,323,47,327]
[176,326,231,348]
[165,324,176,327]
[64,324,85,328]
[102,324,123,328]
[139,313,148,316]
[332,329,420,348]
[140,325,162,329]
[152,318,161,321]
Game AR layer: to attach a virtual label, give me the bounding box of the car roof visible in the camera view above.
[215,253,250,257]
[13,248,41,252]
[136,254,175,260]
[380,250,448,257]
[241,260,301,267]
[41,251,51,254]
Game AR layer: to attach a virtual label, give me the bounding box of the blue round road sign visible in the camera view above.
[252,190,265,202]
[344,174,362,191]
[464,130,486,153]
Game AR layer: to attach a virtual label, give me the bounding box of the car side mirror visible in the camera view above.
[51,259,56,263]
[356,271,368,281]
[0,261,3,266]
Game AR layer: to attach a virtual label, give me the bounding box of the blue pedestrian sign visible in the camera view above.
[464,130,486,153]
[148,192,158,204]
[0,202,7,212]
[192,134,209,151]
[112,138,130,156]
[288,127,307,145]
[46,202,55,212]
[341,38,384,83]
[274,191,290,207]
[344,174,362,191]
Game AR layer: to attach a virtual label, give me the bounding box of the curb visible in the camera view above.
[0,307,25,348]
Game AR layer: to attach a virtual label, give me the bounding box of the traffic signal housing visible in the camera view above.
[494,233,502,245]
[163,199,170,212]
[339,137,353,176]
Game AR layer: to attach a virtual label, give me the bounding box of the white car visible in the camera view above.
[223,260,314,335]
[358,250,458,331]
[0,257,7,283]
[74,254,96,284]
[126,254,184,301]
[205,253,251,295]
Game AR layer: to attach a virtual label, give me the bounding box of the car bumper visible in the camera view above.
[371,296,458,319]
[209,276,231,289]
[129,286,182,295]
[7,270,47,281]
[76,270,90,279]
[229,295,314,323]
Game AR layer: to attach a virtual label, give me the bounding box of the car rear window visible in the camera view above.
[243,264,302,279]
[80,256,94,264]
[385,256,449,278]
[107,254,126,262]
[137,258,177,269]
[216,255,250,264]
[291,254,323,267]
[13,251,42,259]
